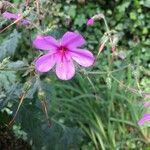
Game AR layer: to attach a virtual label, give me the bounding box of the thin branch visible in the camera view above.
[41,99,51,128]
[8,92,26,127]
[110,74,150,98]
[0,17,23,34]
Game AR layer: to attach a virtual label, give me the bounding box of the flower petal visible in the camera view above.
[56,53,75,80]
[2,12,30,26]
[2,12,19,20]
[33,35,59,51]
[61,32,85,48]
[138,113,150,125]
[69,48,95,67]
[35,53,56,72]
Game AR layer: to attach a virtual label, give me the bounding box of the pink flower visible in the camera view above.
[138,113,150,125]
[87,18,94,26]
[2,11,30,26]
[33,32,95,80]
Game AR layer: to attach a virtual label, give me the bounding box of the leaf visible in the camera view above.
[64,5,77,18]
[16,100,84,150]
[129,12,137,20]
[0,71,16,90]
[117,1,131,13]
[143,0,150,8]
[8,60,28,69]
[26,78,39,99]
[0,29,21,61]
[18,103,44,149]
[0,93,7,109]
[74,14,86,27]
[0,83,22,109]
[57,127,83,149]
[39,80,55,102]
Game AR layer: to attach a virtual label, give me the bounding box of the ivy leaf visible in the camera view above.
[143,0,150,8]
[64,5,76,18]
[117,1,131,13]
[74,14,86,27]
[0,29,21,61]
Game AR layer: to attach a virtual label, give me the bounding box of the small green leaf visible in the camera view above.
[129,12,137,20]
[143,0,150,8]
[64,5,76,18]
[74,14,86,27]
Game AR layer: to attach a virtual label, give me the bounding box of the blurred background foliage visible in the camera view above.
[0,0,150,149]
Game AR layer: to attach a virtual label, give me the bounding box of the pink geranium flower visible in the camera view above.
[2,11,30,26]
[138,113,150,125]
[33,32,95,80]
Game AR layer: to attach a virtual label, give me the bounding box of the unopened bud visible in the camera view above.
[106,77,111,89]
[111,33,119,52]
[64,16,71,27]
[87,18,94,26]
[93,13,105,20]
[38,90,45,99]
[112,35,119,44]
[111,46,116,52]
[117,51,126,60]
[98,43,105,55]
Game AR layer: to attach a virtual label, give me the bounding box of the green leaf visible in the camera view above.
[117,1,131,13]
[0,71,16,90]
[129,12,137,20]
[64,5,77,18]
[8,60,28,69]
[0,29,21,61]
[39,80,55,102]
[26,78,39,99]
[57,127,83,149]
[143,0,150,8]
[74,14,86,27]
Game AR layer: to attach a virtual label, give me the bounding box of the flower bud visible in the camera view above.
[98,43,105,53]
[87,18,94,26]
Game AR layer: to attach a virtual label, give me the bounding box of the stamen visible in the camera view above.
[60,46,66,54]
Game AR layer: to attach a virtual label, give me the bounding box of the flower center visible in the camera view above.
[59,46,67,54]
